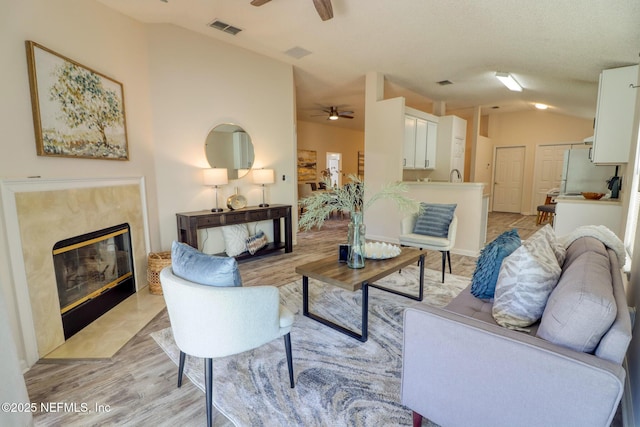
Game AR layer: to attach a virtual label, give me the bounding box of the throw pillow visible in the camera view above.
[246,230,268,255]
[170,241,242,287]
[470,229,521,299]
[412,203,457,238]
[533,224,566,266]
[492,233,562,330]
[221,224,249,257]
[537,250,617,353]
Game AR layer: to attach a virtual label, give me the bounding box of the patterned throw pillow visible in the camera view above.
[470,229,521,299]
[412,203,457,238]
[221,224,249,257]
[492,234,562,330]
[170,241,242,287]
[535,224,566,266]
[246,230,268,255]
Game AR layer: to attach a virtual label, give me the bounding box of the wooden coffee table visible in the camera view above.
[295,247,425,342]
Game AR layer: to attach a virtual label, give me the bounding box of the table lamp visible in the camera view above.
[203,168,228,212]
[253,168,274,207]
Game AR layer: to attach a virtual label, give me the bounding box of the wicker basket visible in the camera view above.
[147,251,171,295]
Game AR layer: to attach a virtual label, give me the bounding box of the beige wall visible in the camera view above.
[487,110,594,214]
[296,120,364,183]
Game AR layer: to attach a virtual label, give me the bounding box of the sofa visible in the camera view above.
[401,230,632,427]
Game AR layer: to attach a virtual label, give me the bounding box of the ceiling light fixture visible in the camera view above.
[328,108,339,120]
[534,103,549,110]
[495,72,523,92]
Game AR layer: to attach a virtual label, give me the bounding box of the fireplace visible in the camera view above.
[53,223,135,339]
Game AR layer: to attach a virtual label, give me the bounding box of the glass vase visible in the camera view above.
[347,212,366,269]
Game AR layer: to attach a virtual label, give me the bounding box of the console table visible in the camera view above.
[176,204,292,260]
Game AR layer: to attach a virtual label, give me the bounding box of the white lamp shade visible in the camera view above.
[253,169,275,185]
[203,168,228,186]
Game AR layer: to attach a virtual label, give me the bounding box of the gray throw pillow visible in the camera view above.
[171,241,242,287]
[537,250,616,353]
[412,203,457,238]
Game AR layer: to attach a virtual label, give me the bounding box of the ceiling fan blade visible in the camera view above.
[339,111,354,116]
[340,115,354,119]
[312,0,333,21]
[250,0,271,6]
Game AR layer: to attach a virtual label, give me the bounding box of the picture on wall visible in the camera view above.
[25,41,129,160]
[297,149,317,182]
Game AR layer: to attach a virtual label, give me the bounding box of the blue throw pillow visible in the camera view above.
[413,203,457,238]
[170,241,242,287]
[470,229,521,299]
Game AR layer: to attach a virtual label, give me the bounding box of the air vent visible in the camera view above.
[284,46,312,59]
[208,19,242,35]
[437,80,453,86]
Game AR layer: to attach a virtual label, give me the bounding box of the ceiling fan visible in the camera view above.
[250,0,334,21]
[312,106,354,120]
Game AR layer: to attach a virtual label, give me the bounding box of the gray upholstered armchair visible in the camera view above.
[160,267,295,427]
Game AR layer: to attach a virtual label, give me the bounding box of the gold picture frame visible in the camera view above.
[25,41,129,160]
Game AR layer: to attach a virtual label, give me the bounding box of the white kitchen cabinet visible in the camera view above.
[403,114,437,169]
[554,197,623,238]
[431,115,467,181]
[591,64,639,164]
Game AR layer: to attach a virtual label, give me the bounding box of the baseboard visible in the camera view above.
[622,357,635,427]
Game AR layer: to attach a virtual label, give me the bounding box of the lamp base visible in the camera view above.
[211,208,223,212]
[258,203,269,207]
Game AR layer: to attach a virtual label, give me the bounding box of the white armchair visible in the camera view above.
[160,267,295,427]
[399,214,457,283]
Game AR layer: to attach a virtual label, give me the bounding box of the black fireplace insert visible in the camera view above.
[53,223,135,339]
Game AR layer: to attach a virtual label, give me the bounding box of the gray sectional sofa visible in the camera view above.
[401,235,632,427]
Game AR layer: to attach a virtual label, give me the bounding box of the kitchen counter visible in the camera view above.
[555,195,622,205]
[554,196,623,238]
[404,181,485,190]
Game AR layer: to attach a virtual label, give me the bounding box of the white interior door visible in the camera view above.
[532,144,572,210]
[493,146,525,213]
[326,152,342,187]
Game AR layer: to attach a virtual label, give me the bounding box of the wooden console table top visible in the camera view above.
[176,204,292,259]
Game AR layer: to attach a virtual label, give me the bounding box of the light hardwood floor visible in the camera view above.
[24,212,544,426]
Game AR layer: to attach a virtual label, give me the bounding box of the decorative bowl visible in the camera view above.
[365,242,401,259]
[581,192,605,200]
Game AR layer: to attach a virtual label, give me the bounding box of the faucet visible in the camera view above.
[449,169,462,182]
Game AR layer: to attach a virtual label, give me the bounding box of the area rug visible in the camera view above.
[151,266,469,426]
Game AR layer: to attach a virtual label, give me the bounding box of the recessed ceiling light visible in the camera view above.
[534,103,549,110]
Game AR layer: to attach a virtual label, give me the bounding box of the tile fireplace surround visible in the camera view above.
[1,177,150,368]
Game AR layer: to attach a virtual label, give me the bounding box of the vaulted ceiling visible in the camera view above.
[98,0,640,130]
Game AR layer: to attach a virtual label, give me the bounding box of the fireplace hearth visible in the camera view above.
[53,223,135,339]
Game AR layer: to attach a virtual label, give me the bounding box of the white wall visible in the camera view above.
[146,24,296,254]
[0,0,296,369]
[0,0,156,370]
[363,72,407,238]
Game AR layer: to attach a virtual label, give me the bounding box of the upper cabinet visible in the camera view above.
[591,65,639,164]
[403,108,438,169]
[431,115,467,181]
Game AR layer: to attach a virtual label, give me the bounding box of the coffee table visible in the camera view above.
[295,247,424,342]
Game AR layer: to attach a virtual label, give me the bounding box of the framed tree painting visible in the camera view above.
[25,41,129,160]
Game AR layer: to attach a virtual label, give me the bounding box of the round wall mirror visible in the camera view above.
[205,123,255,180]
